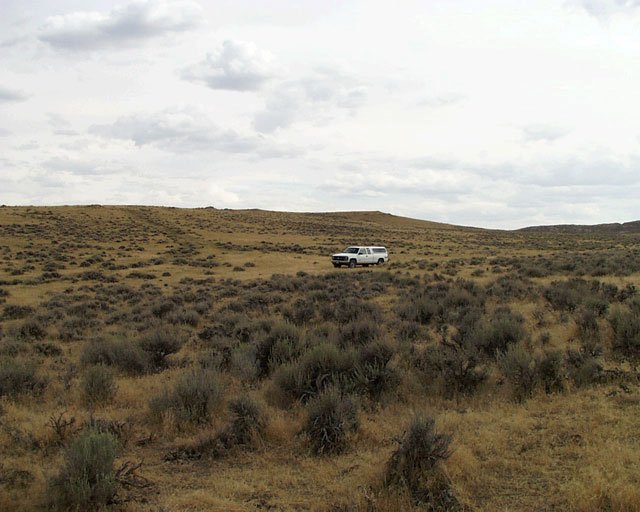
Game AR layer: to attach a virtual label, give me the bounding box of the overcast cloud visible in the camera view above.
[1,0,639,228]
[0,85,29,102]
[182,39,277,91]
[38,0,202,50]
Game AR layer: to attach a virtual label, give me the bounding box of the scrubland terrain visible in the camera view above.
[0,205,639,511]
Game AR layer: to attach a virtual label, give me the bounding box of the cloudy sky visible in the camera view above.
[1,0,639,229]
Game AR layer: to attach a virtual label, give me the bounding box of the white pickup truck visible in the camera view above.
[331,246,389,268]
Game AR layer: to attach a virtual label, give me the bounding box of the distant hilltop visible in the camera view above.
[518,220,640,234]
[0,205,637,234]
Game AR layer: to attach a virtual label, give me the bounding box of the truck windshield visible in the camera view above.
[344,247,359,254]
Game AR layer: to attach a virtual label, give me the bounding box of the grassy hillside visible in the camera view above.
[0,206,639,511]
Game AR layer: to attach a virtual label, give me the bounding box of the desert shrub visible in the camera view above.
[305,322,339,346]
[197,325,220,343]
[151,368,224,425]
[397,294,440,325]
[49,431,118,510]
[538,331,551,345]
[338,318,381,346]
[537,350,564,393]
[486,275,535,301]
[618,283,638,302]
[58,316,95,341]
[206,313,266,343]
[283,297,315,325]
[81,337,149,375]
[468,309,527,357]
[82,365,117,406]
[567,350,602,387]
[35,341,63,357]
[275,343,358,403]
[384,415,453,505]
[303,389,358,455]
[575,308,601,347]
[2,304,34,320]
[0,357,45,397]
[416,343,486,397]
[0,337,28,357]
[353,340,400,400]
[443,285,477,311]
[16,317,47,341]
[165,394,266,462]
[139,325,186,369]
[227,395,267,446]
[225,290,276,313]
[255,321,303,377]
[165,307,199,327]
[584,296,610,316]
[498,344,538,402]
[84,417,132,445]
[228,344,258,381]
[331,298,381,324]
[628,296,640,312]
[544,279,595,312]
[151,298,175,318]
[396,320,424,342]
[609,308,640,356]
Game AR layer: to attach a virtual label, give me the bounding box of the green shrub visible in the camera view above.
[417,343,486,397]
[283,297,315,325]
[2,304,34,320]
[0,357,45,397]
[384,416,452,495]
[227,395,267,446]
[469,309,527,357]
[331,298,381,324]
[544,279,594,312]
[304,389,358,455]
[274,343,357,403]
[498,344,538,402]
[610,308,640,356]
[58,316,94,341]
[164,394,266,462]
[537,350,564,393]
[397,295,440,325]
[166,308,200,327]
[151,368,224,425]
[81,337,149,375]
[338,319,380,346]
[353,340,400,400]
[567,350,602,387]
[34,341,63,357]
[486,275,535,301]
[82,365,117,406]
[49,431,118,510]
[575,308,601,351]
[229,344,259,382]
[396,320,424,342]
[17,318,47,341]
[139,325,186,369]
[255,321,303,378]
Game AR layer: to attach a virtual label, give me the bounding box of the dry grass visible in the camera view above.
[0,205,639,511]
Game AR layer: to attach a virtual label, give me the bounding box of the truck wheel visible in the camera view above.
[377,258,384,265]
[332,263,339,268]
[349,259,356,268]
